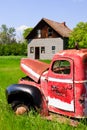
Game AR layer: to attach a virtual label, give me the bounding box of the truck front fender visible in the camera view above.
[6,84,42,108]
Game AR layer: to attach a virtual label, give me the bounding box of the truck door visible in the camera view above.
[47,58,74,112]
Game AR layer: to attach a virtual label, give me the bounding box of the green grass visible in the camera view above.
[0,56,87,130]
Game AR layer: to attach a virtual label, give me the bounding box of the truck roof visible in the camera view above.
[55,49,87,59]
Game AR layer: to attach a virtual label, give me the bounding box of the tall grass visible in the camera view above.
[0,56,87,130]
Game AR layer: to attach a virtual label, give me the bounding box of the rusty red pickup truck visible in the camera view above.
[6,49,87,118]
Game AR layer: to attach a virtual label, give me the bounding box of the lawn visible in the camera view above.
[0,56,87,130]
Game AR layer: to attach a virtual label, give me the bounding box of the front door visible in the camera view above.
[47,58,75,112]
[35,47,40,59]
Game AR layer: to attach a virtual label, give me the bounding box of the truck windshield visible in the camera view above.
[52,60,70,74]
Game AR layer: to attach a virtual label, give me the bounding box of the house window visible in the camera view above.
[41,46,45,53]
[48,28,53,37]
[52,46,55,54]
[30,47,34,53]
[37,29,41,38]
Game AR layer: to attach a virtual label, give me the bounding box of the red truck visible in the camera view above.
[6,49,87,118]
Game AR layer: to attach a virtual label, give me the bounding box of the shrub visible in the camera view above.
[0,43,27,56]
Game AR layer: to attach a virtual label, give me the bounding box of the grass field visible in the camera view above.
[0,56,87,130]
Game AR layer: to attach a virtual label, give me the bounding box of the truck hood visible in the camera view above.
[20,58,49,83]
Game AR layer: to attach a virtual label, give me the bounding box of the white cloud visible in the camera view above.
[16,25,29,32]
[15,25,29,42]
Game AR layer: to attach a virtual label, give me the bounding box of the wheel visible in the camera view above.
[15,105,29,115]
[11,101,29,115]
[11,100,37,115]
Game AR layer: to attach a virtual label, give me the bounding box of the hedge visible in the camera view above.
[0,43,27,56]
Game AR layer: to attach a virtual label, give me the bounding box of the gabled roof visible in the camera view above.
[26,18,72,39]
[43,18,71,37]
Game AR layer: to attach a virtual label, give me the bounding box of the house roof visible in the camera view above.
[26,18,72,39]
[43,18,71,37]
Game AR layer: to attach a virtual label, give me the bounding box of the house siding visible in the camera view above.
[28,38,63,59]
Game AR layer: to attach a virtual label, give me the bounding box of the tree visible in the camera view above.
[23,28,33,39]
[68,22,87,48]
[0,24,16,44]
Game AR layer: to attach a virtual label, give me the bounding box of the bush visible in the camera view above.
[0,43,27,56]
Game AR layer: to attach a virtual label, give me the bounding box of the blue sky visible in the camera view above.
[0,0,87,38]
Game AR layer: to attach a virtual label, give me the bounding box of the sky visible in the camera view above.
[0,0,87,40]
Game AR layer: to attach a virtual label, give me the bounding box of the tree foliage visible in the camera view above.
[68,22,87,48]
[0,24,16,44]
[0,43,27,56]
[0,24,28,56]
[23,28,33,39]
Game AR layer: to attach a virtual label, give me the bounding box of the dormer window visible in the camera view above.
[37,29,41,38]
[48,27,53,37]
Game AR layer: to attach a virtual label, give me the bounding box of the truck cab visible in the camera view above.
[6,49,87,118]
